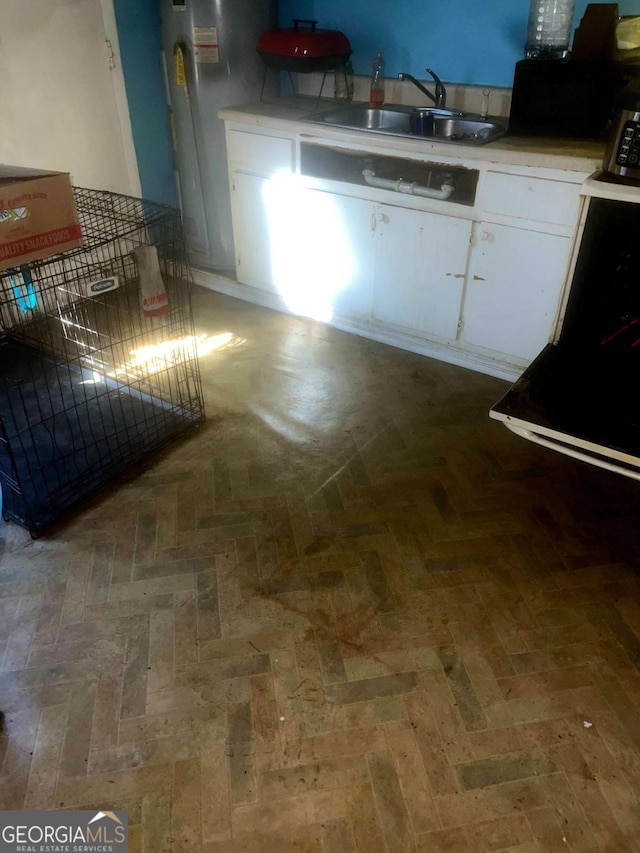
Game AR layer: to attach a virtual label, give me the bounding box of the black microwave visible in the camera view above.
[508,59,640,140]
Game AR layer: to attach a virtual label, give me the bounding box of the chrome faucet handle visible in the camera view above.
[397,71,437,107]
[426,68,446,109]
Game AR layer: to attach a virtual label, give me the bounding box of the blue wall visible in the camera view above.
[115,0,640,203]
[279,0,640,87]
[113,0,177,205]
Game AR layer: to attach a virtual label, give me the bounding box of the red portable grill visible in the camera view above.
[257,19,352,73]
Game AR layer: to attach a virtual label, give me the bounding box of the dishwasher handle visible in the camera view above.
[362,168,454,200]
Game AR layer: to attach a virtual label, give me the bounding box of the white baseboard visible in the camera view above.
[191,267,522,383]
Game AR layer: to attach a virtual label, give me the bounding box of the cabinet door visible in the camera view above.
[233,172,277,293]
[301,190,375,319]
[372,204,472,340]
[462,223,571,362]
[233,175,375,318]
[272,185,375,320]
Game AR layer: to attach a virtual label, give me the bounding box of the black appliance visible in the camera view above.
[602,79,640,179]
[508,60,638,139]
[491,175,640,480]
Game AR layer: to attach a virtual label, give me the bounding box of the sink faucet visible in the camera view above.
[398,68,446,109]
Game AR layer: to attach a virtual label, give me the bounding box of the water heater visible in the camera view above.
[159,0,279,271]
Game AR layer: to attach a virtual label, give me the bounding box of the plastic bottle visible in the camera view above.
[525,0,576,59]
[335,61,354,101]
[369,51,385,107]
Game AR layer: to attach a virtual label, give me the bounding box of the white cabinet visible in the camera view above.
[233,173,277,292]
[310,191,375,319]
[372,204,471,340]
[291,189,471,336]
[461,223,572,362]
[269,185,376,320]
[233,177,375,314]
[481,172,580,227]
[227,128,294,175]
[460,170,583,365]
[222,117,592,379]
[227,127,296,295]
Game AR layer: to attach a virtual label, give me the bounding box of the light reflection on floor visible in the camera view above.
[80,332,246,384]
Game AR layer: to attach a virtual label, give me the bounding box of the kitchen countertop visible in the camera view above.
[219,97,604,174]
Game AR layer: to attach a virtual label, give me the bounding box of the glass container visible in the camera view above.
[525,0,576,59]
[335,61,354,101]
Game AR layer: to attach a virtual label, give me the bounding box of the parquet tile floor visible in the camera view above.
[2,288,640,851]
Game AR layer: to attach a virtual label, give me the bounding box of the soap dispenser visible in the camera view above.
[369,51,385,107]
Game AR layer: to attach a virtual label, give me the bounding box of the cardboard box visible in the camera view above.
[0,166,83,270]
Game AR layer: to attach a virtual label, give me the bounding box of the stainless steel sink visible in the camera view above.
[306,103,507,146]
[312,104,412,132]
[430,117,506,143]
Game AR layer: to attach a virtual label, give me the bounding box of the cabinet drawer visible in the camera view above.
[228,129,294,175]
[481,172,580,227]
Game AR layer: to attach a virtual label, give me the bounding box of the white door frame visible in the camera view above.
[99,0,142,198]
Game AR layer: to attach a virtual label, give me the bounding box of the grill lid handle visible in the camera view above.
[293,19,318,31]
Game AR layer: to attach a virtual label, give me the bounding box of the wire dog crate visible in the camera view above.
[0,187,205,535]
